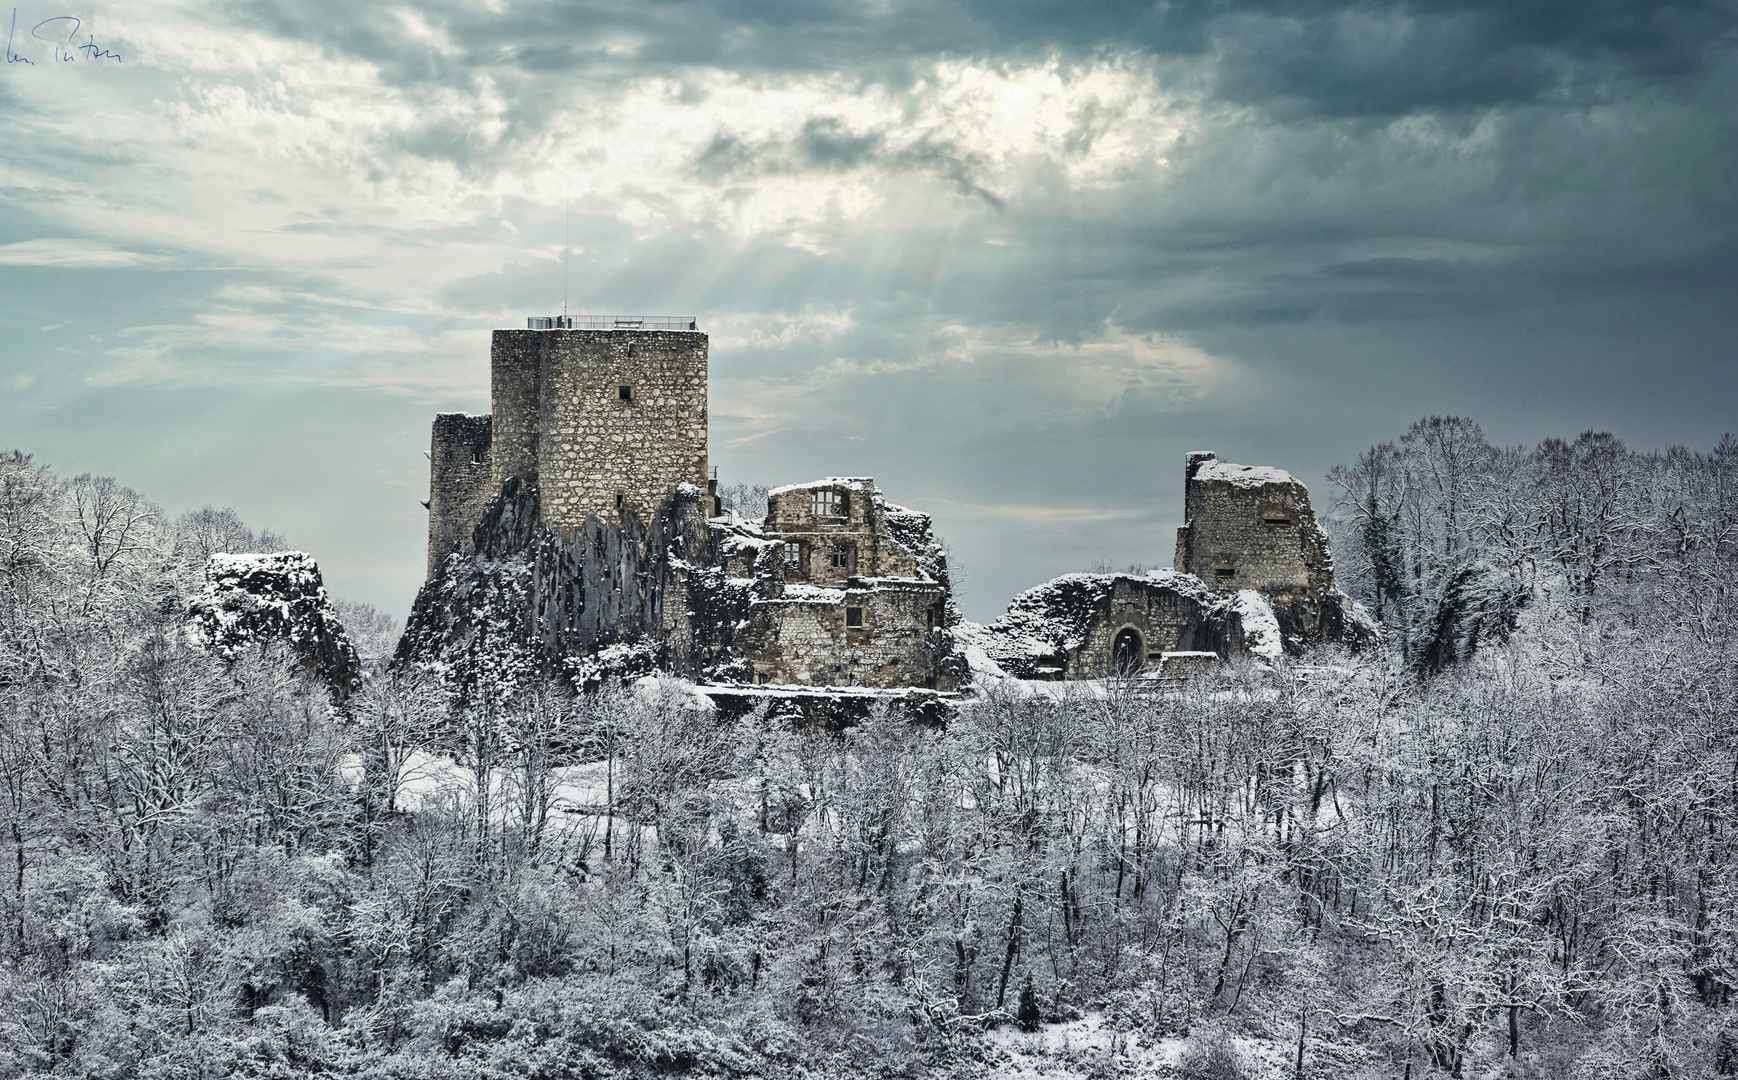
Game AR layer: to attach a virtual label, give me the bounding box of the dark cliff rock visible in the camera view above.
[395,477,729,696]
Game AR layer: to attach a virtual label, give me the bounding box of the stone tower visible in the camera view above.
[490,323,709,536]
[1174,451,1333,595]
[425,412,495,578]
[424,318,710,579]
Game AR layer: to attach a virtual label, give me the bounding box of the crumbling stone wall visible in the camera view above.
[971,571,1229,680]
[426,413,494,578]
[488,328,708,537]
[740,580,953,689]
[764,478,924,587]
[1171,450,1361,647]
[1174,451,1334,597]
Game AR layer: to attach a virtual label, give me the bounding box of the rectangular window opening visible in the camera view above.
[615,492,625,511]
[783,543,802,572]
[845,606,864,629]
[618,385,633,402]
[1263,516,1293,527]
[831,546,850,569]
[813,489,843,516]
[1214,567,1237,579]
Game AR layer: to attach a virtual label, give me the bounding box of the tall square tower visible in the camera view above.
[489,318,708,536]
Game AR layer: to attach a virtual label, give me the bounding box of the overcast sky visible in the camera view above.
[2,0,1734,621]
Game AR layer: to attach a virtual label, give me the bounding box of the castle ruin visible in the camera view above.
[398,316,1363,694]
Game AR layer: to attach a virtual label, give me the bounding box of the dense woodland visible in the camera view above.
[0,419,1734,1079]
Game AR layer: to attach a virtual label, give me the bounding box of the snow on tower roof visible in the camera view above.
[1193,460,1297,488]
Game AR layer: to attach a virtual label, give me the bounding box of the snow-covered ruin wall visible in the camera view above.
[1175,451,1368,651]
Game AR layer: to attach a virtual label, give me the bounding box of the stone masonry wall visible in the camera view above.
[1174,452,1333,597]
[490,332,543,488]
[488,328,709,539]
[1063,574,1222,678]
[743,580,951,688]
[764,478,923,587]
[427,413,495,578]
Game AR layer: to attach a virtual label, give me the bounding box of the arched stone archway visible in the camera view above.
[1113,627,1144,675]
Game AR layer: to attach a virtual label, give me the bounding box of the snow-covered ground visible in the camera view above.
[981,1013,1296,1079]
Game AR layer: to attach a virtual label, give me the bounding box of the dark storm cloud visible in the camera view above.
[222,0,1737,110]
[695,118,1005,207]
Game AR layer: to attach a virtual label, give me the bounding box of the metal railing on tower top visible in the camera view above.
[525,315,700,331]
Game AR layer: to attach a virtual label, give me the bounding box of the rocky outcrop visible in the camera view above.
[188,552,361,698]
[395,477,723,698]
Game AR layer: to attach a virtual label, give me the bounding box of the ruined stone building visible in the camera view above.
[722,478,956,688]
[967,452,1364,679]
[399,314,1361,695]
[1173,451,1351,644]
[399,318,957,692]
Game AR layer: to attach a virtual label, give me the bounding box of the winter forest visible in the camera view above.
[1,416,1736,1080]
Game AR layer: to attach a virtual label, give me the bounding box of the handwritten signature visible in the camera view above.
[6,8,121,66]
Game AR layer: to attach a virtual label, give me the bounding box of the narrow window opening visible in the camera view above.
[470,449,482,465]
[615,492,625,511]
[783,543,802,572]
[1214,567,1237,579]
[845,606,864,629]
[1262,516,1293,527]
[618,385,633,402]
[925,609,937,631]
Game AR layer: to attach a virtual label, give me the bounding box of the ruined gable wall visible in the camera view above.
[1175,452,1333,597]
[537,329,709,537]
[427,413,494,578]
[764,479,923,587]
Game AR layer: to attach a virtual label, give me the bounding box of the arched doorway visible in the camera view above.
[1112,628,1144,676]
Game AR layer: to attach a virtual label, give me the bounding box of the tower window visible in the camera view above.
[1215,567,1237,579]
[618,385,633,402]
[813,489,844,516]
[1263,516,1293,527]
[616,492,625,511]
[845,606,864,629]
[470,449,482,464]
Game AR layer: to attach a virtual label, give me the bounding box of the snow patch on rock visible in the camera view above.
[1233,589,1284,660]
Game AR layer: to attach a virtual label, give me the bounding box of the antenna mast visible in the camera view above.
[563,193,570,319]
